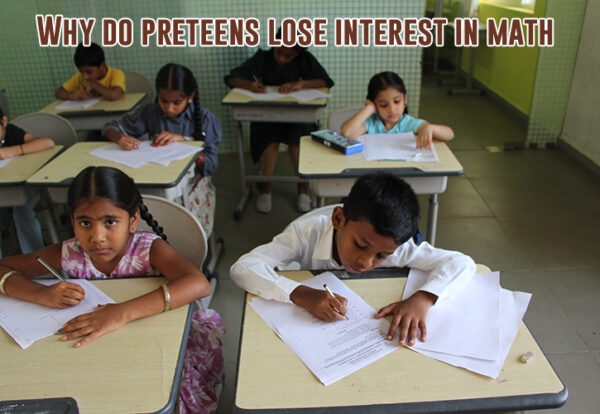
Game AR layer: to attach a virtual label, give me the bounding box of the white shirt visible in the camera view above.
[230,205,476,304]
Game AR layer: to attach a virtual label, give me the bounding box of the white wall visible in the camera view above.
[561,0,600,167]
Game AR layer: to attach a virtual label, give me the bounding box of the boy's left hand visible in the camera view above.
[416,124,434,150]
[60,303,128,348]
[152,131,185,147]
[279,81,303,93]
[374,291,437,346]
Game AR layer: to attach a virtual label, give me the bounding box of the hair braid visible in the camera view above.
[192,93,205,142]
[139,201,168,241]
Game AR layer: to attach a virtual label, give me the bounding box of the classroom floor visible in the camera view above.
[207,74,600,413]
[3,74,598,413]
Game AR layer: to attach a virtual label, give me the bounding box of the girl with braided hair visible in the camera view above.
[0,166,224,413]
[103,63,221,177]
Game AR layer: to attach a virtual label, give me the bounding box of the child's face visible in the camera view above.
[71,197,139,271]
[374,87,406,127]
[78,63,108,82]
[331,207,398,274]
[273,47,299,68]
[157,89,193,118]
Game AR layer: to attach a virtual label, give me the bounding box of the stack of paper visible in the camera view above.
[233,87,331,102]
[55,97,101,110]
[403,269,531,378]
[360,132,439,162]
[249,272,397,386]
[0,279,115,349]
[89,141,201,169]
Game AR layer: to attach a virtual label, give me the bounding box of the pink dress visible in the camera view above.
[61,231,225,414]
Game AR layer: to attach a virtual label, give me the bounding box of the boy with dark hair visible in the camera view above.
[230,172,475,347]
[54,42,125,101]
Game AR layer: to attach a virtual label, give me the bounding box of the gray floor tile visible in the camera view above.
[435,217,532,271]
[438,176,494,218]
[498,215,600,270]
[470,176,582,218]
[500,270,588,353]
[527,352,600,414]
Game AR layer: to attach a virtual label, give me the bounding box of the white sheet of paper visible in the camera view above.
[360,132,439,162]
[233,87,330,102]
[403,269,500,360]
[413,288,531,378]
[150,142,202,166]
[55,97,101,110]
[287,88,331,101]
[233,87,285,101]
[89,141,199,168]
[0,157,14,168]
[249,272,398,386]
[0,279,115,349]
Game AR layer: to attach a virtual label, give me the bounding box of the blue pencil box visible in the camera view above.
[310,130,364,155]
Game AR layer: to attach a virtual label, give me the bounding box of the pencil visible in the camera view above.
[36,256,65,282]
[323,283,349,320]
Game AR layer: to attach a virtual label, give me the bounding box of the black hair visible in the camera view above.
[0,106,4,118]
[155,63,205,142]
[74,42,105,68]
[67,166,167,241]
[274,27,307,54]
[367,71,409,115]
[343,172,419,245]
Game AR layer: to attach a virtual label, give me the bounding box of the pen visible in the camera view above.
[323,284,349,320]
[252,73,260,83]
[117,122,128,136]
[36,256,65,282]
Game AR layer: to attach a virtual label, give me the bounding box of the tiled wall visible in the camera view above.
[0,0,425,153]
[526,0,587,147]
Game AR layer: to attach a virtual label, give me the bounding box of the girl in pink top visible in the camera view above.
[0,166,224,413]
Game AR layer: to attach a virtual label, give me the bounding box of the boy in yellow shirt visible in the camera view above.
[55,42,125,101]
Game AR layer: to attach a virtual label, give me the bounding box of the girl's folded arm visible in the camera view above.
[113,239,211,322]
[340,103,374,139]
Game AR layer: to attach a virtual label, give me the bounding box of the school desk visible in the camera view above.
[0,277,192,414]
[298,136,464,246]
[0,146,63,242]
[39,92,146,131]
[26,141,203,242]
[233,267,567,413]
[221,88,328,220]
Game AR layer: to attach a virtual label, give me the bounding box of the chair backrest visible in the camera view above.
[0,89,8,118]
[137,194,207,270]
[327,106,363,133]
[11,112,77,147]
[124,71,154,105]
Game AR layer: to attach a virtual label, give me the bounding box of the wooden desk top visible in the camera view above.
[26,141,203,188]
[39,93,146,116]
[221,87,328,107]
[0,277,191,414]
[298,136,464,178]
[0,146,63,186]
[235,268,566,413]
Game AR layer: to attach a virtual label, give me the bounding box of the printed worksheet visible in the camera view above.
[360,132,439,162]
[249,272,398,386]
[0,279,115,349]
[55,97,101,110]
[233,87,330,102]
[89,141,200,168]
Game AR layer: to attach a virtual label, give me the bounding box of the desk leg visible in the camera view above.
[234,121,251,220]
[426,194,439,246]
[41,209,59,245]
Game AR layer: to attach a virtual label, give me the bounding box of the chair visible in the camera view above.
[124,71,154,105]
[0,89,8,118]
[327,106,363,133]
[137,195,216,309]
[11,112,77,147]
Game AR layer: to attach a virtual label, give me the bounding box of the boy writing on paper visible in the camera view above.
[230,172,475,346]
[54,42,125,102]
